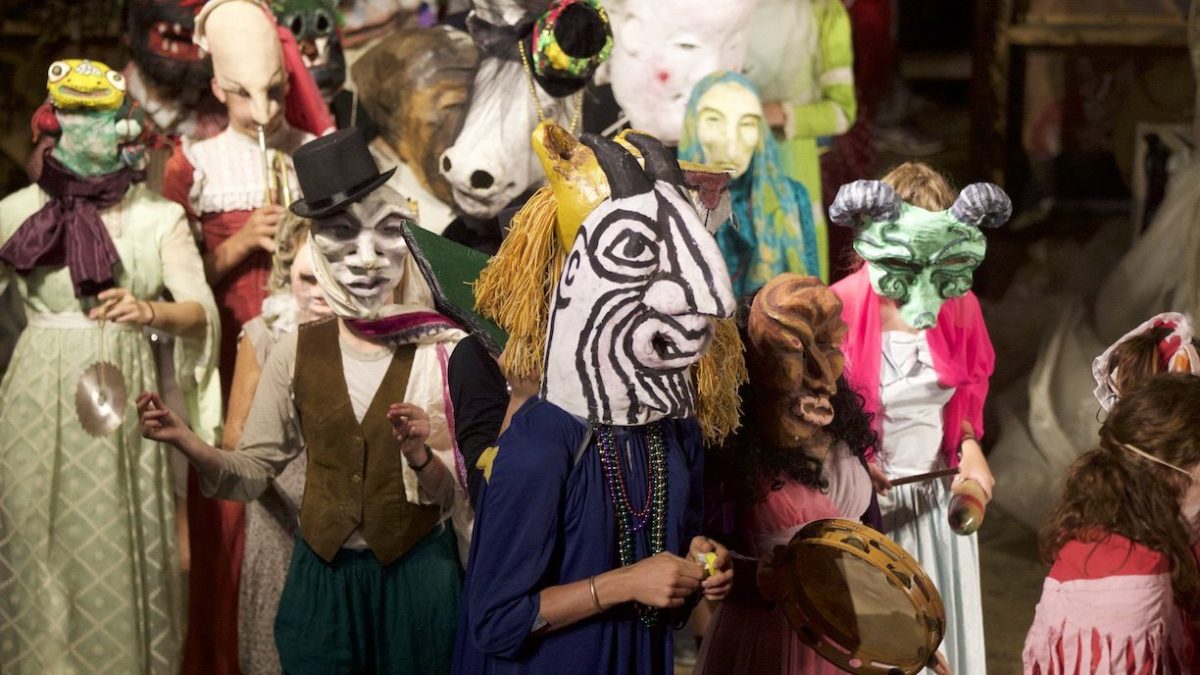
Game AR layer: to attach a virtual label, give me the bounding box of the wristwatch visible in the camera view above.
[408,444,435,472]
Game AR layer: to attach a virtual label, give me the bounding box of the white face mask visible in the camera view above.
[606,0,757,143]
[694,81,762,180]
[311,191,411,313]
[290,239,331,323]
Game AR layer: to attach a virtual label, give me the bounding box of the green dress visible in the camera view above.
[0,183,220,674]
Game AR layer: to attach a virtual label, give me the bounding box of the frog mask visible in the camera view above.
[829,180,1011,330]
[48,59,127,111]
[46,59,144,177]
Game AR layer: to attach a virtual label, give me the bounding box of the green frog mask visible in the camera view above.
[829,180,1011,329]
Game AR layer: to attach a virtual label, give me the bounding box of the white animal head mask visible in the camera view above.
[541,133,735,425]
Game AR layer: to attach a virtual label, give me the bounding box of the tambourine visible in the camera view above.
[759,519,945,675]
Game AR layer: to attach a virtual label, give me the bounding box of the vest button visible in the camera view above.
[350,473,362,484]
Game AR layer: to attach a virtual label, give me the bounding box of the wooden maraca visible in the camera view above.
[948,478,987,535]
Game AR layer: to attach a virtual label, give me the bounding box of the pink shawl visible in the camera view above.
[830,267,995,467]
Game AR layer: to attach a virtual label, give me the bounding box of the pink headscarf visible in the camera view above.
[830,266,995,467]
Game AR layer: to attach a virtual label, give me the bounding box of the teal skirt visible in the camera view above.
[275,524,461,674]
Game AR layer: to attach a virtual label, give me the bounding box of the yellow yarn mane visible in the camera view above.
[694,317,747,444]
[473,185,745,443]
[473,186,564,383]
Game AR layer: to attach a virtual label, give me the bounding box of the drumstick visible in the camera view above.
[888,467,959,486]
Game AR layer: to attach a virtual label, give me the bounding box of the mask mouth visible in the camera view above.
[343,274,393,297]
[148,21,201,60]
[793,394,834,427]
[908,311,937,330]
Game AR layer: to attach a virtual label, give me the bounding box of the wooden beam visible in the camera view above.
[1007,23,1188,47]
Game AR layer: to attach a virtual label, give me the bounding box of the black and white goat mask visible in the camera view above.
[541,133,736,425]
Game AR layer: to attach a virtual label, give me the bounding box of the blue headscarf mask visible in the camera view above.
[678,70,819,297]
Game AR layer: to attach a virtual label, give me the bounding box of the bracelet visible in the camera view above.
[408,444,434,472]
[589,575,603,612]
[145,300,156,327]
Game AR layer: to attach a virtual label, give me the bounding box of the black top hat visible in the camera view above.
[289,128,396,219]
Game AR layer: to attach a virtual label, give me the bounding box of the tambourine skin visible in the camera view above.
[758,518,946,675]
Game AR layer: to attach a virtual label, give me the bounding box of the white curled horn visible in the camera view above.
[828,180,902,229]
[950,183,1012,229]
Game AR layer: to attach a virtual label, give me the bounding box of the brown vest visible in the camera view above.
[293,319,440,565]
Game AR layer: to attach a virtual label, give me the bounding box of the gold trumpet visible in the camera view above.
[257,124,293,207]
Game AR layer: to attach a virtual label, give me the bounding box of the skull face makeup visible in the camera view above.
[830,180,1011,330]
[541,134,736,425]
[747,274,846,447]
[694,80,762,180]
[310,186,413,312]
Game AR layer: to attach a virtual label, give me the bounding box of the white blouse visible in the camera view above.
[878,331,955,477]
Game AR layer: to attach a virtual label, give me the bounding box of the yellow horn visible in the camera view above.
[532,121,610,251]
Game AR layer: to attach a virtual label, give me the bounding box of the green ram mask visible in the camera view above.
[829,180,1011,330]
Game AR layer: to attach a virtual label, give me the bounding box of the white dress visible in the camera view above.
[876,331,987,675]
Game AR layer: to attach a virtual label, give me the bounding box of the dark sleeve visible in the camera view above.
[463,402,575,658]
[671,418,706,628]
[681,418,705,554]
[447,334,509,506]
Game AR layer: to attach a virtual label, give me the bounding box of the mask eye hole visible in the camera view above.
[48,61,70,82]
[105,69,126,92]
[288,14,306,37]
[940,255,975,266]
[876,257,922,274]
[314,10,332,34]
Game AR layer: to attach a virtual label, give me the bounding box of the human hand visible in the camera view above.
[688,536,733,601]
[955,437,994,503]
[137,391,191,447]
[762,102,787,130]
[497,348,540,400]
[615,552,705,609]
[930,650,953,675]
[866,459,892,496]
[91,287,153,325]
[235,204,285,254]
[387,402,432,460]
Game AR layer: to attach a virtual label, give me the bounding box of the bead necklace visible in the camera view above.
[596,422,668,626]
[517,39,584,134]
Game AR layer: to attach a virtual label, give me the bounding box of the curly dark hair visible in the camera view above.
[708,291,878,508]
[711,374,878,508]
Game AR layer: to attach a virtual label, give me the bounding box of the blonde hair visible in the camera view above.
[880,161,956,211]
[267,213,313,294]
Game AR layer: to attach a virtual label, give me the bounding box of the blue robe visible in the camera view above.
[452,398,704,675]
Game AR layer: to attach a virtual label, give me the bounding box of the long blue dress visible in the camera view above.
[453,398,704,675]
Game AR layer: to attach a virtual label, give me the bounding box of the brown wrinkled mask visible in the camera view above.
[746,274,847,447]
[353,27,478,206]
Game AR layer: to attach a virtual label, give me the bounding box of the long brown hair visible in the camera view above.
[1041,374,1200,607]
